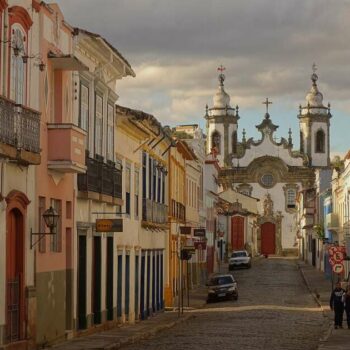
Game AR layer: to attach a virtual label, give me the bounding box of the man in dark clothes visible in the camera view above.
[330,282,345,329]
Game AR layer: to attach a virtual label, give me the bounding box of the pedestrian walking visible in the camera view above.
[343,288,350,329]
[330,282,345,329]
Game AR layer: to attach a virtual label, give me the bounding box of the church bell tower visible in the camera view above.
[205,66,240,167]
[298,65,331,167]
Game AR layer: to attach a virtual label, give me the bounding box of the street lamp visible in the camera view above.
[30,206,59,249]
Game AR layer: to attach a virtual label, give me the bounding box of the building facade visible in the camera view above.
[206,68,331,256]
[72,29,134,332]
[0,1,41,348]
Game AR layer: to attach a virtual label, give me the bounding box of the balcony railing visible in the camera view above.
[78,156,122,199]
[143,198,168,225]
[0,96,40,158]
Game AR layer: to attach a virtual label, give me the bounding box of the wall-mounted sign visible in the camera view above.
[96,219,123,232]
[194,228,206,237]
[333,263,344,274]
[194,241,207,250]
[180,226,191,235]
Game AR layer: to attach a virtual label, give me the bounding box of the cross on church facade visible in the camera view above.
[262,98,272,113]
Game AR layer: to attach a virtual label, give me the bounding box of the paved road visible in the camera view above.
[124,258,328,350]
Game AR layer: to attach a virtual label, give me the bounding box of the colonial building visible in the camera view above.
[165,138,196,308]
[116,105,171,320]
[33,3,87,346]
[73,29,134,332]
[206,67,331,256]
[0,1,41,348]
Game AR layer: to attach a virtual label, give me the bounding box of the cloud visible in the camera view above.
[52,0,350,152]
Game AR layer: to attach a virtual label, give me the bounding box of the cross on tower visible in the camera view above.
[217,65,226,85]
[312,62,317,74]
[262,97,273,114]
[217,65,226,73]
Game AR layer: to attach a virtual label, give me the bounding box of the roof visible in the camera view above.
[73,28,135,77]
[176,140,197,160]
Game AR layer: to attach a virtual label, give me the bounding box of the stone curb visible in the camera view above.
[296,262,333,348]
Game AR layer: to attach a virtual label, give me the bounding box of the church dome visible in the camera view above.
[305,73,324,107]
[300,65,329,116]
[213,74,231,108]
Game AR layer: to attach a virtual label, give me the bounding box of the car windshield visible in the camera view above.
[208,276,234,286]
[232,251,247,257]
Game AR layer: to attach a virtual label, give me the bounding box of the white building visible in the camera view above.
[206,67,331,255]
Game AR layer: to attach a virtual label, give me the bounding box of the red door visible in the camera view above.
[231,216,244,250]
[261,222,276,255]
[6,208,24,342]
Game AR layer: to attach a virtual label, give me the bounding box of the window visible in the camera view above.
[261,174,274,188]
[153,160,157,201]
[10,27,26,104]
[79,83,89,131]
[211,131,221,154]
[135,169,139,218]
[125,164,131,215]
[232,131,237,154]
[287,189,296,208]
[148,157,152,200]
[95,94,103,156]
[157,167,161,203]
[162,170,166,204]
[142,152,147,199]
[50,199,62,252]
[107,103,114,160]
[66,201,72,219]
[315,129,325,153]
[300,131,304,153]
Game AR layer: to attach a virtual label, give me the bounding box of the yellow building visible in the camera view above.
[165,140,197,307]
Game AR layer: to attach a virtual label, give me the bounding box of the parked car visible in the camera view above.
[206,273,238,303]
[229,250,252,270]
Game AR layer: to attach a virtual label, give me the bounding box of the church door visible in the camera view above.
[261,222,276,255]
[231,216,244,251]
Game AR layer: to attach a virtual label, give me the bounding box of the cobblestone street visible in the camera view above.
[124,258,328,350]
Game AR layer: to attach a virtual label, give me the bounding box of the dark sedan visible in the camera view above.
[206,273,238,303]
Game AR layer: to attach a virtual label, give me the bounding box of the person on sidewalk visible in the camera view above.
[330,282,345,329]
[343,288,350,329]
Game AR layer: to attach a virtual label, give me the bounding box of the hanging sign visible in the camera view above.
[194,241,207,250]
[194,228,206,237]
[96,219,123,232]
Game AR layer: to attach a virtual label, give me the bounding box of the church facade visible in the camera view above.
[206,67,331,255]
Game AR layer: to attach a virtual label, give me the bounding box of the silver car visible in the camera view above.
[229,250,252,270]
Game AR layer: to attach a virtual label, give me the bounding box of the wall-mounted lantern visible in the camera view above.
[30,206,59,249]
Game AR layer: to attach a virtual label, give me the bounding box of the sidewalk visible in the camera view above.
[43,287,207,350]
[297,261,350,350]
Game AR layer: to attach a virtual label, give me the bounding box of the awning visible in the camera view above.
[48,53,88,71]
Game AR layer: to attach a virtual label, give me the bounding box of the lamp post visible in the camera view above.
[30,206,59,249]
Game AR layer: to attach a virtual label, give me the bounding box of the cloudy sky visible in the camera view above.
[53,0,350,155]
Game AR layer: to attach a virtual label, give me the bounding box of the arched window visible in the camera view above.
[315,129,325,153]
[300,131,304,153]
[211,131,221,154]
[287,189,296,208]
[10,27,26,104]
[232,131,237,154]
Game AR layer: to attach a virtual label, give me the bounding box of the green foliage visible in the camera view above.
[313,224,325,240]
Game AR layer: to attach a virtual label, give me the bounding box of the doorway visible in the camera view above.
[261,222,276,255]
[6,208,24,342]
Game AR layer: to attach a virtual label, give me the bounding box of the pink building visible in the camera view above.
[33,3,87,347]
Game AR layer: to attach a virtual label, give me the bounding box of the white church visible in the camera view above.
[206,67,331,256]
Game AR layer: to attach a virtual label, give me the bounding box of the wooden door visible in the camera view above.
[6,209,24,342]
[261,222,276,255]
[106,237,114,321]
[92,236,101,324]
[78,235,87,329]
[231,216,245,250]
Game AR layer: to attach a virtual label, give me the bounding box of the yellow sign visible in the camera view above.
[96,219,123,232]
